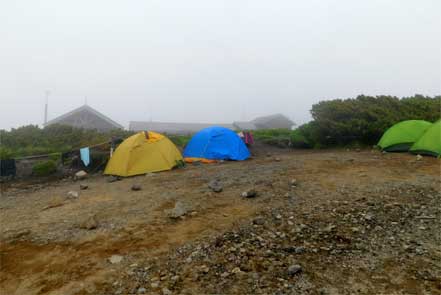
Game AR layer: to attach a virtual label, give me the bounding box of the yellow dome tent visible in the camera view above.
[104,131,183,176]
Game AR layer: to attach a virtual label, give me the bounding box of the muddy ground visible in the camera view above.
[0,148,440,295]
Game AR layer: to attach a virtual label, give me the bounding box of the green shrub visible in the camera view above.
[253,129,293,148]
[252,94,440,150]
[253,129,292,140]
[302,94,441,147]
[168,135,192,147]
[290,129,310,148]
[0,124,134,158]
[32,160,57,176]
[0,147,13,160]
[49,153,61,162]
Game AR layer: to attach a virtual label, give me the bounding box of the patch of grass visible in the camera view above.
[32,160,57,176]
[253,129,293,148]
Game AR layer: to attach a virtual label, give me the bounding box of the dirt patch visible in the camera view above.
[1,149,440,294]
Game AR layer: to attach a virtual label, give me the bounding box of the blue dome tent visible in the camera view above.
[183,126,250,162]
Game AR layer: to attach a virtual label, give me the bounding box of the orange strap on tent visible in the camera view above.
[184,157,217,164]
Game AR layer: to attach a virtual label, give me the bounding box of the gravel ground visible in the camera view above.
[0,148,440,295]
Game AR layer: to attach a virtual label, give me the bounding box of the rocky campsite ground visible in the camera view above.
[0,148,440,295]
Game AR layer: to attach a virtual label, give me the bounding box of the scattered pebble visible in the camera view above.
[241,189,257,198]
[208,180,223,193]
[287,264,302,275]
[168,201,188,219]
[131,184,142,191]
[109,255,123,264]
[66,191,79,199]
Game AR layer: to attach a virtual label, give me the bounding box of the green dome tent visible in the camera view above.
[378,120,432,152]
[410,120,441,157]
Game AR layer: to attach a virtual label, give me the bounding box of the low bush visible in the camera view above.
[290,129,311,148]
[32,160,57,176]
[309,94,440,146]
[253,129,293,148]
[0,147,13,160]
[0,124,134,158]
[168,135,192,148]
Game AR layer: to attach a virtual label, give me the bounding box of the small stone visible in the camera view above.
[364,214,373,221]
[5,229,31,240]
[168,201,188,219]
[324,224,336,232]
[200,265,210,273]
[107,176,121,183]
[253,217,265,225]
[208,180,223,193]
[232,267,242,274]
[79,184,88,190]
[275,214,282,220]
[275,157,281,162]
[290,179,298,187]
[295,246,306,254]
[80,216,98,230]
[131,184,142,191]
[109,255,123,264]
[67,191,79,199]
[162,288,172,295]
[151,282,159,288]
[241,189,257,198]
[74,170,88,180]
[137,287,147,294]
[287,264,302,275]
[416,154,423,161]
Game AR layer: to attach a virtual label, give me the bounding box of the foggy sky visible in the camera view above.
[1,0,440,130]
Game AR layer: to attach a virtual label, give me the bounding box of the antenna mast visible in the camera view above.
[44,90,50,125]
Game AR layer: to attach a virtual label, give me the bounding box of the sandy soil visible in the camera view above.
[0,148,440,295]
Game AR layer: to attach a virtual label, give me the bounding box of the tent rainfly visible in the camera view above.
[184,126,250,162]
[104,131,183,176]
[410,120,441,157]
[377,120,432,152]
